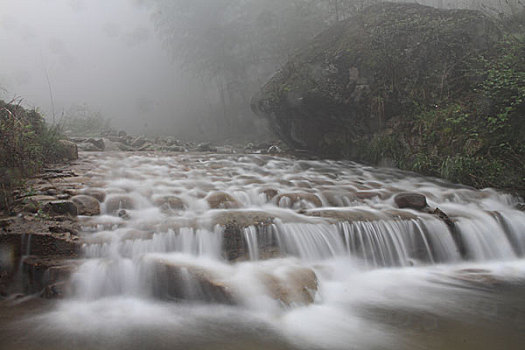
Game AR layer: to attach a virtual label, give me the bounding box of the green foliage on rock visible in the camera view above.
[0,100,72,211]
[252,3,525,196]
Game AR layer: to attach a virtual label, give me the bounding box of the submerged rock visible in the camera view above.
[105,195,136,214]
[148,260,234,304]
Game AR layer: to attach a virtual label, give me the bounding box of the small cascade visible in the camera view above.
[243,226,259,260]
[67,153,525,307]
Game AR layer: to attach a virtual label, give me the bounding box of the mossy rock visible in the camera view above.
[252,3,500,158]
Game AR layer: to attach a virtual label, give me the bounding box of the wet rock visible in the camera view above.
[43,200,78,217]
[148,260,234,304]
[57,140,79,160]
[267,145,282,154]
[105,195,136,214]
[82,189,106,202]
[261,188,279,201]
[516,203,525,211]
[22,256,78,297]
[452,268,502,287]
[71,195,101,216]
[153,195,185,212]
[118,130,127,137]
[432,207,466,258]
[117,209,131,220]
[260,267,318,306]
[277,193,322,208]
[206,192,241,209]
[394,193,428,210]
[86,138,105,151]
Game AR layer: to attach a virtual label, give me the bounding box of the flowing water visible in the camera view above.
[2,152,525,349]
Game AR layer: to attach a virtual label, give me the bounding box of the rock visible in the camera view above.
[153,195,185,212]
[43,200,78,217]
[206,192,241,209]
[131,137,147,148]
[71,195,101,216]
[86,138,105,151]
[267,145,282,154]
[260,267,318,306]
[57,140,79,161]
[261,188,279,201]
[117,209,131,220]
[432,207,466,258]
[251,3,501,158]
[82,189,106,202]
[167,145,186,152]
[22,195,56,213]
[148,259,234,304]
[77,142,102,152]
[197,143,217,152]
[516,203,525,211]
[105,195,136,214]
[394,193,428,210]
[118,130,127,137]
[277,193,322,208]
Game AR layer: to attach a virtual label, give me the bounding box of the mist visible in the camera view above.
[2,0,521,142]
[0,0,206,138]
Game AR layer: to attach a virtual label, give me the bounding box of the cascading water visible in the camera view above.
[5,152,525,350]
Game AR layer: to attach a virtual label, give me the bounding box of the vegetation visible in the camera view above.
[0,100,69,212]
[363,33,525,194]
[254,3,524,196]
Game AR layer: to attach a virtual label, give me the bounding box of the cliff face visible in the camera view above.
[252,3,524,195]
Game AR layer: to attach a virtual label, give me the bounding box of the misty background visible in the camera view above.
[1,0,522,142]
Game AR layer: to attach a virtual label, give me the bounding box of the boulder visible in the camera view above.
[57,140,79,161]
[251,3,501,159]
[43,200,78,217]
[118,130,127,137]
[206,192,241,209]
[394,193,428,210]
[82,188,106,202]
[71,195,101,216]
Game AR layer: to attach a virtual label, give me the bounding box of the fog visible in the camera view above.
[1,0,522,141]
[0,0,205,137]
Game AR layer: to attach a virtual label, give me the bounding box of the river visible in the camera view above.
[1,152,524,349]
